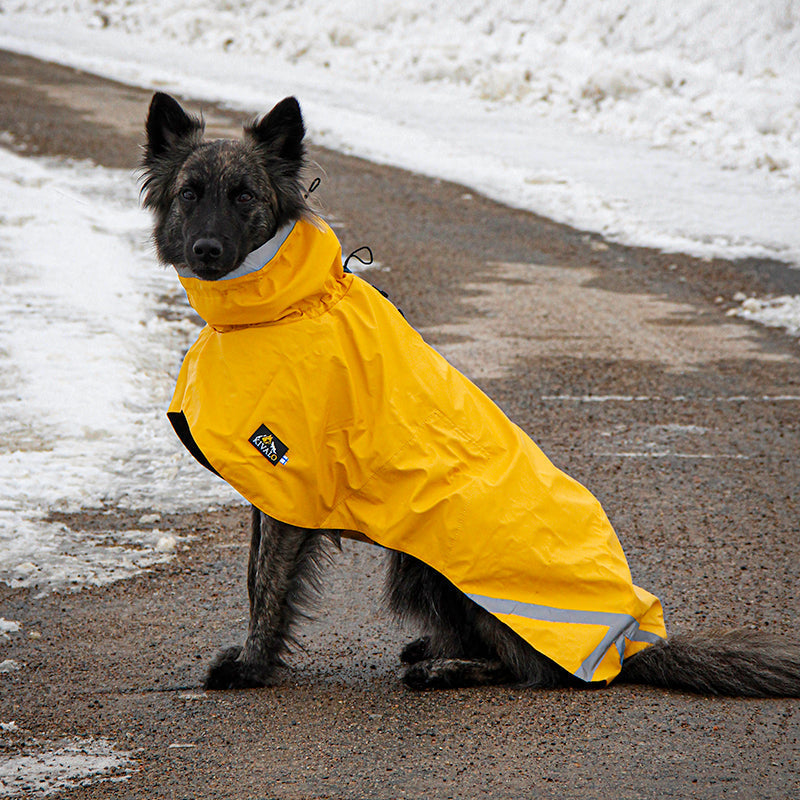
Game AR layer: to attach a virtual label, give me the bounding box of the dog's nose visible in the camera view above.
[192,238,223,261]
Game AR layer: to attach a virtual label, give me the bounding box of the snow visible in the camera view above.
[0,1,798,265]
[0,621,20,641]
[730,294,800,336]
[0,738,131,797]
[0,2,798,589]
[0,150,238,591]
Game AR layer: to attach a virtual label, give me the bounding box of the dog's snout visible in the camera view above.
[192,237,224,262]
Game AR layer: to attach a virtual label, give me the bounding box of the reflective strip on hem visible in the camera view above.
[467,592,666,682]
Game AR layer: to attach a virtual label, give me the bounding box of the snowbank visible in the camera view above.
[5,1,800,183]
[0,1,798,265]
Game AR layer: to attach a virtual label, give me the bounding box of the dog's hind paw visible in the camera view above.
[204,646,269,690]
[400,635,432,664]
[403,658,513,690]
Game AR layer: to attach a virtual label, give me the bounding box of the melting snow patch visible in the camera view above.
[0,149,239,592]
[154,533,178,553]
[0,738,131,797]
[730,295,800,337]
[0,621,20,641]
[3,525,187,592]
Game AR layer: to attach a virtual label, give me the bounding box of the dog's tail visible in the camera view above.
[619,629,800,697]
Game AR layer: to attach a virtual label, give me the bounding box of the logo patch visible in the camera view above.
[249,424,289,466]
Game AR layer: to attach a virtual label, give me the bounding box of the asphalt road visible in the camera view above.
[0,50,798,799]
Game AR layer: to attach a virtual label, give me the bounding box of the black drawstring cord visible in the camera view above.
[343,245,374,273]
[307,177,398,308]
[343,245,405,319]
[304,176,321,199]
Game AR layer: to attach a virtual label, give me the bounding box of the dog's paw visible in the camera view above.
[402,661,437,690]
[400,635,432,664]
[204,646,269,690]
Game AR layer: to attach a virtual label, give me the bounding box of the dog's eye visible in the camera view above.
[180,188,197,202]
[236,191,254,204]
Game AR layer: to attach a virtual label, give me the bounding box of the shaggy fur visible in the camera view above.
[141,92,311,280]
[141,92,800,696]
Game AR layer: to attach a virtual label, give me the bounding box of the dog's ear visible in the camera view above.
[246,97,305,164]
[144,92,204,159]
[140,93,204,213]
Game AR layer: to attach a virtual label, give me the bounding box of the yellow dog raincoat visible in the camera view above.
[168,218,666,684]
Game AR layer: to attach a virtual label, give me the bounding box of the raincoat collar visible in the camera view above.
[174,222,295,281]
[176,218,349,329]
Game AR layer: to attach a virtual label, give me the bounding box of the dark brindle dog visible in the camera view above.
[140,92,800,696]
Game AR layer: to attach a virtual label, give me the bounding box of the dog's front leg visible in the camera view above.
[205,507,333,689]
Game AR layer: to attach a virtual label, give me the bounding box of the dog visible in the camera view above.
[140,92,800,696]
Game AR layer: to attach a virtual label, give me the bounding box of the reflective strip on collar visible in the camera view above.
[467,592,665,682]
[174,222,296,280]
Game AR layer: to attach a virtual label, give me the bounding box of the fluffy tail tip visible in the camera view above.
[620,629,800,697]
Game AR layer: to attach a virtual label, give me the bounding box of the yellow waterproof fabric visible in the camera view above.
[168,218,666,683]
